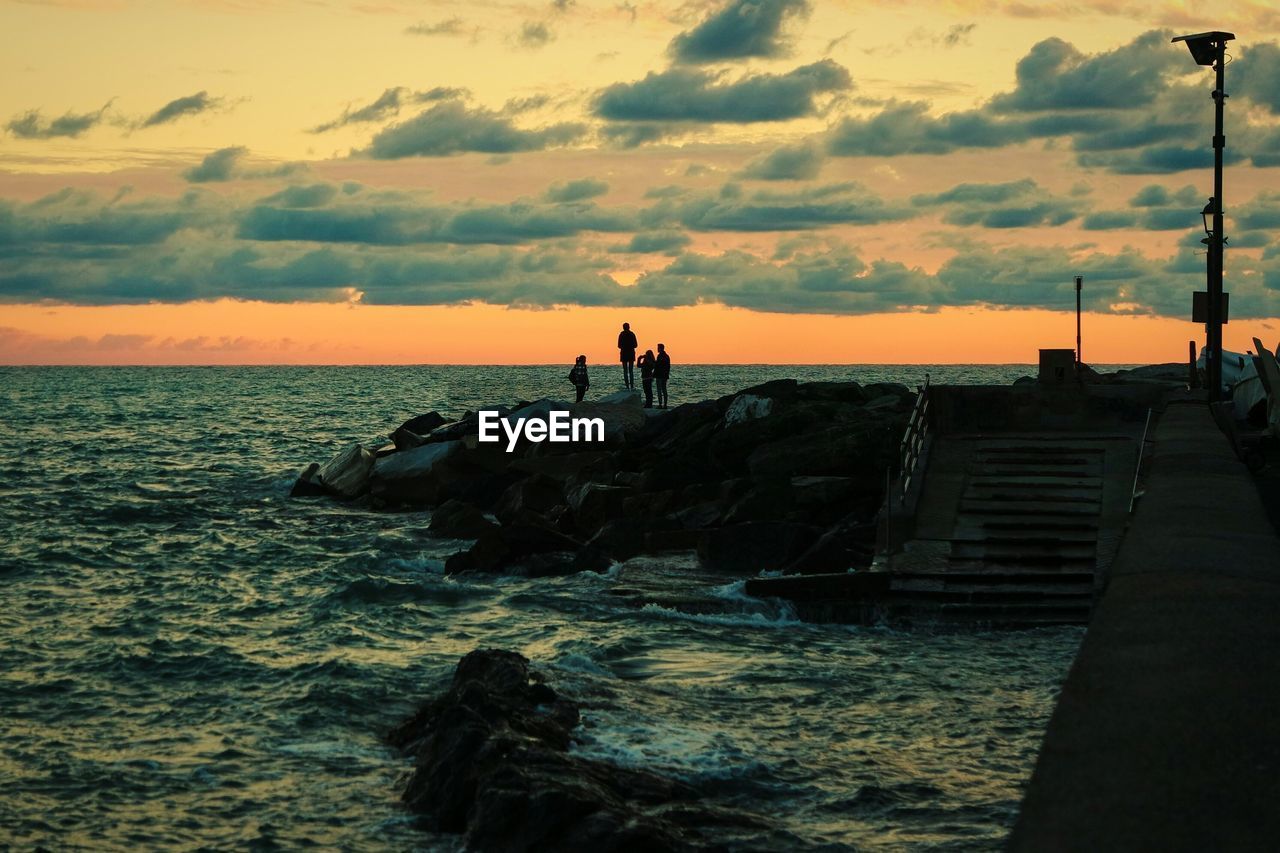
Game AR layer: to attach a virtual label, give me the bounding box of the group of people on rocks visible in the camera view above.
[567,322,671,408]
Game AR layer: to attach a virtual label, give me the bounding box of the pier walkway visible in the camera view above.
[1010,399,1280,849]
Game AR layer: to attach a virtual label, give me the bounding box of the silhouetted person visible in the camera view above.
[637,349,656,408]
[655,343,670,409]
[618,322,638,389]
[569,354,589,403]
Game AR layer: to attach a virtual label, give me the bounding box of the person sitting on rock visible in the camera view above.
[569,355,590,403]
[655,343,671,409]
[637,349,656,408]
[617,322,638,390]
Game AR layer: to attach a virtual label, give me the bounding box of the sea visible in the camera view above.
[0,365,1115,851]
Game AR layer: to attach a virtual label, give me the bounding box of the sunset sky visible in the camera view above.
[4,0,1280,364]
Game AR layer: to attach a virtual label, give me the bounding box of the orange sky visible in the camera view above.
[4,2,1280,365]
[2,301,1260,365]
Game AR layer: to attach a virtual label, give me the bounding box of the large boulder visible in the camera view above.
[429,499,498,540]
[565,482,632,535]
[444,515,589,577]
[368,441,464,506]
[569,398,647,445]
[780,517,878,575]
[289,462,327,497]
[389,650,770,851]
[494,474,566,525]
[746,421,901,480]
[317,442,377,499]
[722,393,774,426]
[391,412,448,450]
[696,521,825,574]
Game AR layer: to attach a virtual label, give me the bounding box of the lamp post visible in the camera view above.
[1173,30,1234,402]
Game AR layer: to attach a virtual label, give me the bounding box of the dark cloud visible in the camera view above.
[516,21,554,48]
[669,0,809,65]
[405,18,468,36]
[141,91,221,128]
[828,100,1025,156]
[650,181,914,231]
[310,86,466,133]
[912,179,1083,228]
[740,142,823,180]
[1129,184,1199,207]
[363,100,586,158]
[1081,211,1138,230]
[594,60,849,125]
[990,30,1180,112]
[611,230,691,254]
[544,178,609,202]
[1237,192,1280,230]
[183,146,307,183]
[1231,43,1280,114]
[6,101,112,139]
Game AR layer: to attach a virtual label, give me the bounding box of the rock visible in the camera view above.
[510,450,613,483]
[723,393,774,426]
[494,474,565,525]
[865,393,905,412]
[391,412,447,450]
[696,521,825,574]
[289,462,327,497]
[569,399,647,445]
[429,499,498,539]
[314,442,376,500]
[780,517,878,575]
[736,378,798,401]
[747,422,901,480]
[368,440,464,506]
[797,380,865,403]
[445,517,587,576]
[595,389,643,407]
[389,649,770,851]
[566,482,632,535]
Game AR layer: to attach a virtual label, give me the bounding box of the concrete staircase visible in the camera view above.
[886,435,1135,628]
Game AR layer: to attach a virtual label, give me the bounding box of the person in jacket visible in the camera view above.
[617,322,638,389]
[654,343,671,409]
[637,349,656,408]
[569,355,589,403]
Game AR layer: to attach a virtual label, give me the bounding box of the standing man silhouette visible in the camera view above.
[655,343,671,409]
[617,322,638,389]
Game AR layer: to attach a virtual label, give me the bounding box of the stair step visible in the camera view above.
[959,500,1101,516]
[950,541,1096,559]
[966,490,1102,504]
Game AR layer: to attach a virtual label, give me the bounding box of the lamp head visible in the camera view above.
[1172,31,1235,65]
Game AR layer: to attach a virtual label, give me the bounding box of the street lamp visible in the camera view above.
[1173,30,1234,401]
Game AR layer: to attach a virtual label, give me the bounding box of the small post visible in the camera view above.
[1075,275,1083,373]
[1189,339,1199,388]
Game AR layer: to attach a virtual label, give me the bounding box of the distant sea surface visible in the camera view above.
[0,365,1119,850]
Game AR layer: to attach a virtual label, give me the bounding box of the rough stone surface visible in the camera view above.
[696,522,825,574]
[369,440,464,506]
[315,442,376,500]
[389,649,772,852]
[429,499,498,540]
[723,394,774,426]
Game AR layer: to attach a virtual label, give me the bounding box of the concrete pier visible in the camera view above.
[1010,399,1280,850]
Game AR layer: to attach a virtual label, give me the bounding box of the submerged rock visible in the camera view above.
[389,649,773,851]
[290,443,375,500]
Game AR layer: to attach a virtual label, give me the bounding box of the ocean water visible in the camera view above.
[0,365,1092,851]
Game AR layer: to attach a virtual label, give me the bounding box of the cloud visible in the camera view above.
[516,21,554,48]
[828,100,1026,156]
[990,30,1180,112]
[1225,43,1280,114]
[6,101,112,139]
[183,146,307,183]
[363,100,586,158]
[669,0,809,64]
[405,18,468,36]
[611,230,691,254]
[909,179,1083,228]
[310,86,466,133]
[140,91,222,128]
[593,60,850,126]
[739,141,823,180]
[544,178,609,202]
[941,23,976,47]
[650,181,914,231]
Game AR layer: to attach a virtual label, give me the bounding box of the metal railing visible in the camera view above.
[897,374,931,504]
[1129,407,1154,513]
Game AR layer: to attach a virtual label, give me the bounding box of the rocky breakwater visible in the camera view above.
[389,649,777,851]
[291,380,914,578]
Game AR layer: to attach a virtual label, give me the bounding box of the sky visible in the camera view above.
[3,0,1280,365]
